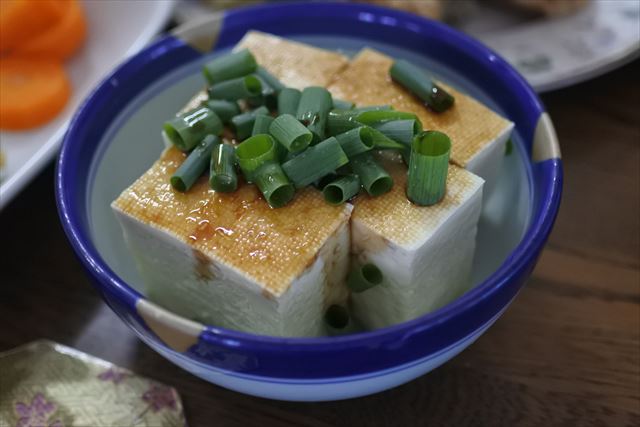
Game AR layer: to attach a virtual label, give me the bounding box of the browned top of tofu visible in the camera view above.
[236,31,349,89]
[352,158,483,247]
[113,147,352,297]
[328,49,512,168]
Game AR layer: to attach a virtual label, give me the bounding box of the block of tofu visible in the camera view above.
[328,48,513,196]
[350,159,484,329]
[180,31,350,112]
[113,148,352,337]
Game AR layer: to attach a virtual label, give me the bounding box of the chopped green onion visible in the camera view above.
[352,105,393,112]
[368,127,405,150]
[314,172,339,190]
[390,59,454,112]
[402,146,411,166]
[324,305,349,329]
[163,106,223,152]
[327,109,360,136]
[209,142,237,192]
[202,99,240,124]
[251,114,274,136]
[202,48,257,85]
[334,126,375,158]
[277,88,301,116]
[505,138,513,156]
[235,133,278,182]
[355,110,420,126]
[296,86,333,142]
[256,66,285,92]
[372,119,422,146]
[254,162,295,208]
[248,73,278,109]
[208,74,262,101]
[351,152,394,196]
[170,135,218,192]
[407,130,451,206]
[269,114,313,153]
[333,98,355,110]
[281,137,348,188]
[347,263,383,293]
[230,106,269,141]
[323,174,361,205]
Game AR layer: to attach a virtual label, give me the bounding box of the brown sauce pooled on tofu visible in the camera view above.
[113,147,351,297]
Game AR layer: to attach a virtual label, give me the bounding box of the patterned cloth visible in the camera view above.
[0,340,186,427]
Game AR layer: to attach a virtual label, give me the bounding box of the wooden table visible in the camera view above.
[1,59,638,427]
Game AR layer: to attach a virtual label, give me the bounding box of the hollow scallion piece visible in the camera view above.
[347,263,383,293]
[355,110,419,126]
[352,105,393,112]
[251,114,274,136]
[277,88,301,116]
[334,126,375,158]
[296,86,333,141]
[333,98,354,110]
[390,59,454,112]
[163,106,223,152]
[208,74,262,101]
[256,66,285,92]
[407,130,451,206]
[327,109,360,136]
[323,174,361,205]
[372,119,422,146]
[170,135,218,192]
[235,133,278,182]
[324,304,350,329]
[254,162,295,208]
[202,99,240,123]
[368,126,405,150]
[249,74,278,109]
[351,152,394,196]
[209,142,237,192]
[505,138,513,156]
[202,48,257,85]
[281,136,348,188]
[314,172,339,190]
[230,106,269,141]
[269,113,313,153]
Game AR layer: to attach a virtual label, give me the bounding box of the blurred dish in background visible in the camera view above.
[0,0,174,209]
[175,0,639,94]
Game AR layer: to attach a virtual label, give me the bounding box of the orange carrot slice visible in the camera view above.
[13,0,87,60]
[0,0,63,53]
[0,57,71,130]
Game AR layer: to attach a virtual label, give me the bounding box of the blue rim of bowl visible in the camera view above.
[56,2,562,379]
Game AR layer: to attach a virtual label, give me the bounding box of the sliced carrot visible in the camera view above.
[13,0,87,60]
[0,57,71,130]
[0,0,63,53]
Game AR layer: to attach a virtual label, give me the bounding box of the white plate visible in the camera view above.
[175,0,640,94]
[459,0,640,92]
[0,0,174,209]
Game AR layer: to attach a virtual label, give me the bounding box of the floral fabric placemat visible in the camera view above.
[0,340,186,427]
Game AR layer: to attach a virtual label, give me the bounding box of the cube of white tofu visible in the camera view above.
[350,159,484,329]
[328,48,513,197]
[112,148,352,337]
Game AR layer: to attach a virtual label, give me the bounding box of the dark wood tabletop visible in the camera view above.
[1,59,638,426]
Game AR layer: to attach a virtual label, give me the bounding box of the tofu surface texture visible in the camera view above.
[350,160,484,329]
[113,148,352,337]
[327,48,513,196]
[113,33,489,336]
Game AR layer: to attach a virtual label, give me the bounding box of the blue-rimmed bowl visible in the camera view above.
[56,2,562,401]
